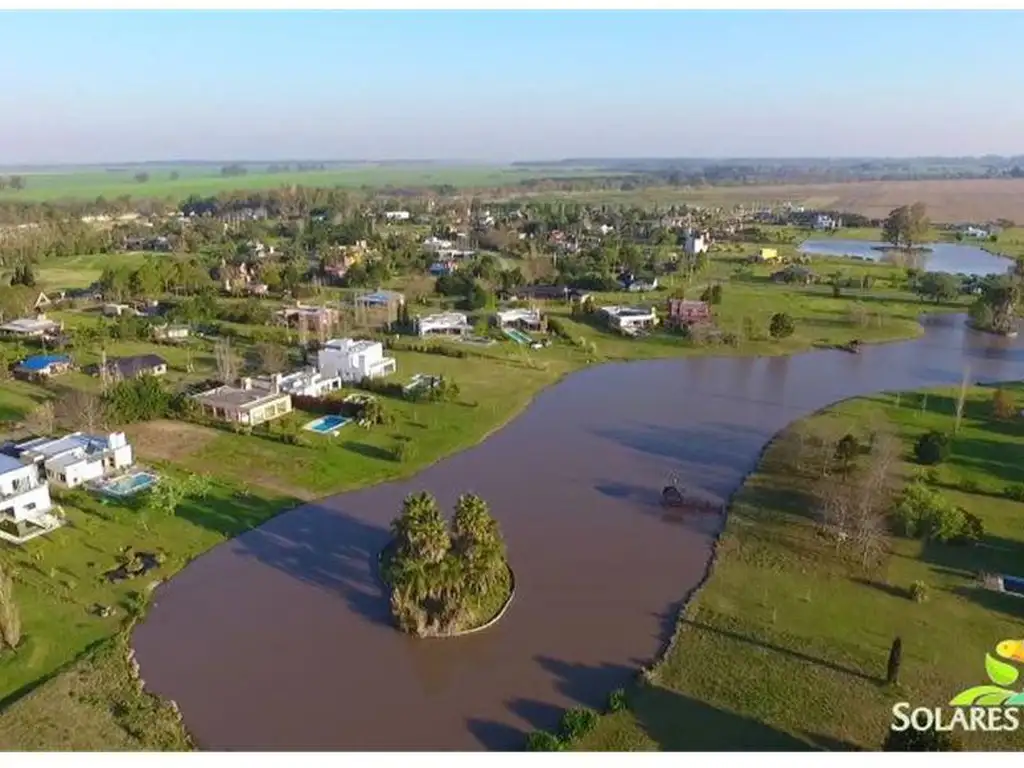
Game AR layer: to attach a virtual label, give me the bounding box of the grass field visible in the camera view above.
[578,384,1024,751]
[36,251,151,291]
[0,164,607,203]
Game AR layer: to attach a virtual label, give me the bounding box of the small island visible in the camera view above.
[381,491,513,638]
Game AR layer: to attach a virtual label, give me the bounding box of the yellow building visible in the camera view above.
[758,247,780,262]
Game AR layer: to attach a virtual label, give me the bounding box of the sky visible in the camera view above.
[1,9,1024,164]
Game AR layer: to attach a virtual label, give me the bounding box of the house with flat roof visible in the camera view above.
[354,289,405,309]
[8,431,134,489]
[0,315,61,338]
[14,353,72,381]
[415,312,472,338]
[274,304,339,328]
[151,323,190,342]
[192,381,293,426]
[600,305,658,336]
[317,338,397,382]
[253,367,342,398]
[0,453,59,543]
[494,307,544,331]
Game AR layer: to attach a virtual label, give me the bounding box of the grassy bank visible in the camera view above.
[579,383,1024,751]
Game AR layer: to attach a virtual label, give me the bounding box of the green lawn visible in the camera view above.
[579,383,1024,751]
[0,474,293,749]
[36,252,151,291]
[0,165,608,203]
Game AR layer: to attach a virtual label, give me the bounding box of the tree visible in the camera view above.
[169,171,180,181]
[391,492,450,566]
[914,430,951,465]
[256,342,288,374]
[134,171,150,184]
[0,563,21,651]
[886,636,902,684]
[8,175,25,191]
[214,337,238,384]
[970,274,1021,335]
[914,272,960,304]
[882,202,930,250]
[450,494,506,596]
[54,388,104,432]
[23,401,55,435]
[769,312,795,339]
[992,388,1016,419]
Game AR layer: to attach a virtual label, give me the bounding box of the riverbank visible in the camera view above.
[577,382,1024,751]
[0,279,978,750]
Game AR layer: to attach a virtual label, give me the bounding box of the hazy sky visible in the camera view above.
[2,10,1024,164]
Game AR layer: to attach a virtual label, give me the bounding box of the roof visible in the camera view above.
[0,454,25,475]
[18,354,71,372]
[193,385,291,411]
[107,354,167,376]
[0,317,60,334]
[323,338,380,355]
[356,290,405,305]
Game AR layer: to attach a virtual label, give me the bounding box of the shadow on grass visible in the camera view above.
[341,440,394,462]
[950,584,1024,621]
[682,619,882,685]
[852,577,910,601]
[231,503,393,629]
[174,491,294,538]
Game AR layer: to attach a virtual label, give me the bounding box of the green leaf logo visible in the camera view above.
[985,653,1020,686]
[949,685,1015,706]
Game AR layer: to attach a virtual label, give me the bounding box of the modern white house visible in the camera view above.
[385,210,411,221]
[0,454,59,544]
[494,307,544,331]
[600,305,658,335]
[253,367,342,398]
[10,432,135,489]
[684,231,710,256]
[317,338,397,382]
[192,382,293,426]
[414,312,472,338]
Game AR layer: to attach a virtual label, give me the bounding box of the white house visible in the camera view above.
[254,367,342,398]
[494,307,544,331]
[0,454,59,544]
[12,432,135,489]
[415,312,472,338]
[684,231,709,256]
[600,305,658,336]
[385,210,411,222]
[813,214,842,231]
[318,338,397,382]
[423,236,454,252]
[192,382,293,426]
[0,315,61,338]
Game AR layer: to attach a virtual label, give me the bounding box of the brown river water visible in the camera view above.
[132,314,1024,750]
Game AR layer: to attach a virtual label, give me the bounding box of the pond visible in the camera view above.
[132,314,1024,750]
[799,238,1013,276]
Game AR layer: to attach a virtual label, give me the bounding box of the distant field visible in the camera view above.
[35,251,150,290]
[0,165,607,203]
[527,179,1024,223]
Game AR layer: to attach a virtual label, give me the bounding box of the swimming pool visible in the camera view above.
[503,328,532,345]
[100,471,160,498]
[303,414,351,435]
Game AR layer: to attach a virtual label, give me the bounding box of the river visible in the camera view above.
[132,314,1024,750]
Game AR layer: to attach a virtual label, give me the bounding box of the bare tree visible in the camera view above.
[23,401,55,436]
[0,562,21,651]
[214,337,238,384]
[54,389,104,433]
[256,342,288,374]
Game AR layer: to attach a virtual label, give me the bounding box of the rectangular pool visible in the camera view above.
[99,471,160,498]
[503,328,532,345]
[304,414,351,435]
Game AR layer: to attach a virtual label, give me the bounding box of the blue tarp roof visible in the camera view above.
[20,354,70,371]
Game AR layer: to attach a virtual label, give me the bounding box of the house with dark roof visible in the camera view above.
[92,354,168,380]
[14,354,72,381]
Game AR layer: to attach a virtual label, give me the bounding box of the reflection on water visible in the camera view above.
[799,239,1012,276]
[133,314,1024,750]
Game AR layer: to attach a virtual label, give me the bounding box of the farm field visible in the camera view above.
[524,179,1024,223]
[578,383,1024,751]
[0,164,607,203]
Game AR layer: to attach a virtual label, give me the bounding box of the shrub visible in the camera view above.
[909,580,929,603]
[391,440,416,463]
[914,430,951,466]
[955,511,985,544]
[959,477,980,494]
[992,388,1016,419]
[768,312,795,339]
[891,481,969,542]
[524,730,563,751]
[607,688,628,713]
[834,433,859,466]
[883,725,962,751]
[1004,483,1024,502]
[559,707,599,742]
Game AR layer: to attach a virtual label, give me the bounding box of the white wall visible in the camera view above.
[0,483,53,522]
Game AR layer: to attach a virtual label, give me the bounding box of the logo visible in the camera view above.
[891,638,1024,734]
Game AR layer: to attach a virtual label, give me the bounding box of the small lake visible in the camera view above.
[799,239,1013,276]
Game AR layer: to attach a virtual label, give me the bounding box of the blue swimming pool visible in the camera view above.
[101,471,159,498]
[303,414,351,435]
